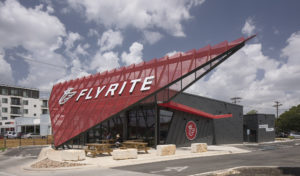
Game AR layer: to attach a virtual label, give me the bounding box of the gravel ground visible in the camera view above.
[31,158,86,168]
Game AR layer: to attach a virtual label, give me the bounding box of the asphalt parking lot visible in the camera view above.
[0,140,299,176]
[114,140,300,176]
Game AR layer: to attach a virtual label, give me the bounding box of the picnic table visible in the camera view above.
[85,143,113,157]
[122,141,149,153]
[100,139,115,144]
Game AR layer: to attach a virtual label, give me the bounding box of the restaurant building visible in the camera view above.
[243,114,275,143]
[49,36,254,148]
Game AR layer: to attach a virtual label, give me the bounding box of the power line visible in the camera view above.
[13,53,84,72]
[273,101,283,118]
[15,53,68,70]
[243,104,288,111]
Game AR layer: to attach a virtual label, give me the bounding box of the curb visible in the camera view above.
[189,166,280,176]
[23,161,98,171]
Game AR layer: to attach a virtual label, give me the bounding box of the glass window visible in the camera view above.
[34,113,36,116]
[1,88,8,95]
[2,107,8,113]
[23,100,28,105]
[42,109,48,114]
[11,98,21,105]
[159,109,173,144]
[0,122,2,126]
[42,100,48,107]
[11,107,21,114]
[2,98,8,103]
[34,105,37,108]
[32,91,39,99]
[24,109,28,114]
[128,108,155,145]
[23,91,28,97]
[11,89,18,96]
[2,117,8,120]
[101,121,109,139]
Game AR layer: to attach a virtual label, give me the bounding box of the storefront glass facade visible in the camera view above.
[65,105,174,148]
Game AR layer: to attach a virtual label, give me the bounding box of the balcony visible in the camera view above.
[11,97,21,106]
[41,105,48,109]
[11,102,22,106]
[10,111,22,115]
[10,107,22,115]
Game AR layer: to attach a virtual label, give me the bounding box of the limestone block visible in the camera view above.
[156,144,176,156]
[191,143,207,153]
[44,148,63,161]
[37,147,86,161]
[37,147,50,161]
[61,150,86,161]
[112,149,138,160]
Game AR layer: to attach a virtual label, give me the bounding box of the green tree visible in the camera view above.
[246,109,258,115]
[275,104,300,133]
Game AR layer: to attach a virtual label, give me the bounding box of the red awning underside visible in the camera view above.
[159,101,232,119]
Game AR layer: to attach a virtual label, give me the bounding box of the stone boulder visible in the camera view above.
[156,144,176,156]
[112,149,138,160]
[61,149,86,161]
[37,147,86,161]
[191,143,207,153]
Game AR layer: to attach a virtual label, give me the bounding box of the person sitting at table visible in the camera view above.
[115,133,122,147]
[106,132,111,140]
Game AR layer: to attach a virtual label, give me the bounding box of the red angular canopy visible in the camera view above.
[49,35,255,147]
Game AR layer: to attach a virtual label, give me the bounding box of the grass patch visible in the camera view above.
[288,136,295,139]
[0,147,6,152]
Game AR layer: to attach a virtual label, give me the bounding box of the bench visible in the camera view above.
[122,141,149,153]
[85,143,113,157]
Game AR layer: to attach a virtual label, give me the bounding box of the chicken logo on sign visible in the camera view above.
[58,88,77,105]
[185,120,197,140]
[58,76,155,105]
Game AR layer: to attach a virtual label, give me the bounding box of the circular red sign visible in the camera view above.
[185,120,197,140]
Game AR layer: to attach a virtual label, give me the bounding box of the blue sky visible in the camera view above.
[0,0,299,114]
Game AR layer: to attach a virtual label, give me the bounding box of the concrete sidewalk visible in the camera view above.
[61,145,249,168]
[22,144,251,171]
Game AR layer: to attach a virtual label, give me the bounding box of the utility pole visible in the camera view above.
[273,101,282,118]
[231,97,242,104]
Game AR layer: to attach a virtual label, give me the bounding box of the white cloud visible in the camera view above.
[65,32,81,50]
[90,51,120,73]
[166,50,182,57]
[0,0,68,90]
[56,58,90,83]
[0,51,14,84]
[121,42,143,66]
[187,0,206,8]
[242,17,256,36]
[274,28,280,35]
[98,29,123,52]
[143,31,163,44]
[75,44,89,56]
[46,5,54,14]
[61,7,71,14]
[67,0,205,37]
[0,0,65,51]
[88,28,99,37]
[187,31,300,115]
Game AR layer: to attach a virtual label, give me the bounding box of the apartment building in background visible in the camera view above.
[0,84,49,133]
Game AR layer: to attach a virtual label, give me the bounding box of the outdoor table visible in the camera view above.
[122,141,148,153]
[100,139,115,144]
[85,143,113,157]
